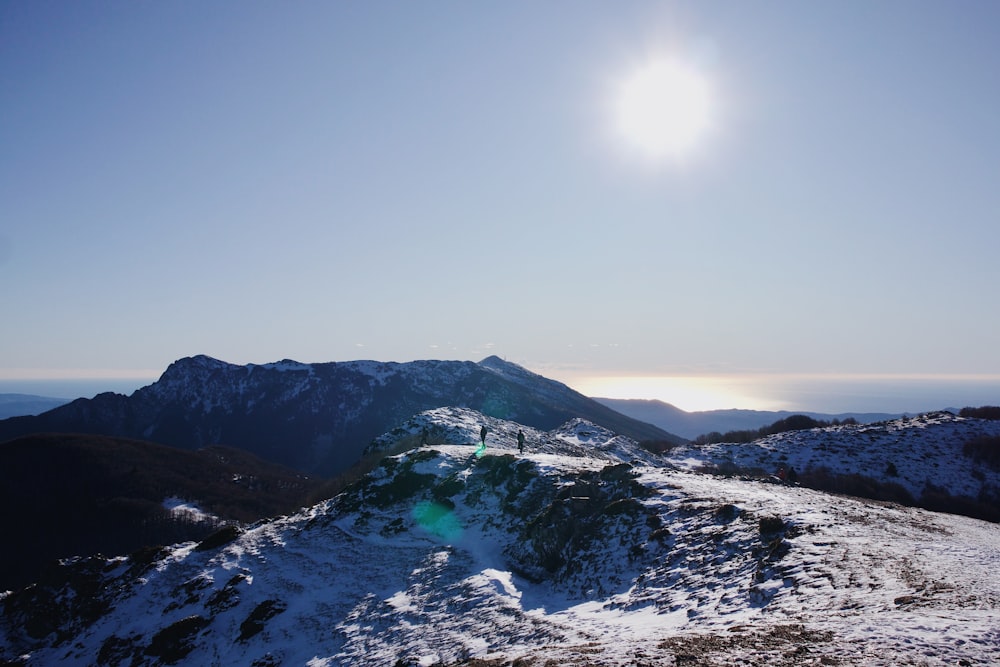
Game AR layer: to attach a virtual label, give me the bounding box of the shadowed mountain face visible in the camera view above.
[0,433,322,593]
[0,356,680,476]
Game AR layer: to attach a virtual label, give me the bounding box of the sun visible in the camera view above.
[615,58,712,160]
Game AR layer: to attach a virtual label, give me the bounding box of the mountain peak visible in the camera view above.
[163,354,233,375]
[478,354,515,369]
[151,355,238,392]
[477,355,540,382]
[256,359,312,373]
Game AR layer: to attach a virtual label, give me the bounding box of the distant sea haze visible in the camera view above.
[566,372,1000,414]
[0,374,998,415]
[751,376,1000,414]
[0,378,155,401]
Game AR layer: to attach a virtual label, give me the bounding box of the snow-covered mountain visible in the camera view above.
[596,397,900,440]
[0,356,680,475]
[4,407,998,666]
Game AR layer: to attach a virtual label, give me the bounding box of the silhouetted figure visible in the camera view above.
[517,429,525,454]
[421,428,429,446]
[476,425,488,457]
[787,466,798,484]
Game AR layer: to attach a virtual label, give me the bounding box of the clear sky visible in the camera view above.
[3,2,999,412]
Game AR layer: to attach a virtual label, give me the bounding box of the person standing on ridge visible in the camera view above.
[517,429,525,454]
[477,425,488,457]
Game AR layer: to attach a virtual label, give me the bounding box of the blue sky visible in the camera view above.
[3,2,999,411]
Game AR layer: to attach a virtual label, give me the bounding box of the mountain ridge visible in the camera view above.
[674,410,1000,507]
[3,407,998,665]
[0,356,681,476]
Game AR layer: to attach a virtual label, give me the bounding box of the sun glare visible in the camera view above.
[616,58,712,160]
[570,376,783,413]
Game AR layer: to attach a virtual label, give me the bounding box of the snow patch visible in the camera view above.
[162,497,217,524]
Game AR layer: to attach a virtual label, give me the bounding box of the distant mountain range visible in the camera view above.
[595,397,901,440]
[0,355,680,476]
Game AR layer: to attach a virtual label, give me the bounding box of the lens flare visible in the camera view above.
[412,500,463,541]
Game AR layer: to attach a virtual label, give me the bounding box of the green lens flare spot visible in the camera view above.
[412,500,463,541]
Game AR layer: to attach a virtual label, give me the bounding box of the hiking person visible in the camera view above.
[517,429,525,454]
[476,425,488,457]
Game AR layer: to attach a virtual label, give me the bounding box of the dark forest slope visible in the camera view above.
[0,434,322,592]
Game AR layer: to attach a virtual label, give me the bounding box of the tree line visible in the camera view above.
[693,414,858,445]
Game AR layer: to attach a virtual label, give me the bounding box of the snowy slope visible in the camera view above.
[3,409,999,666]
[667,411,1000,502]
